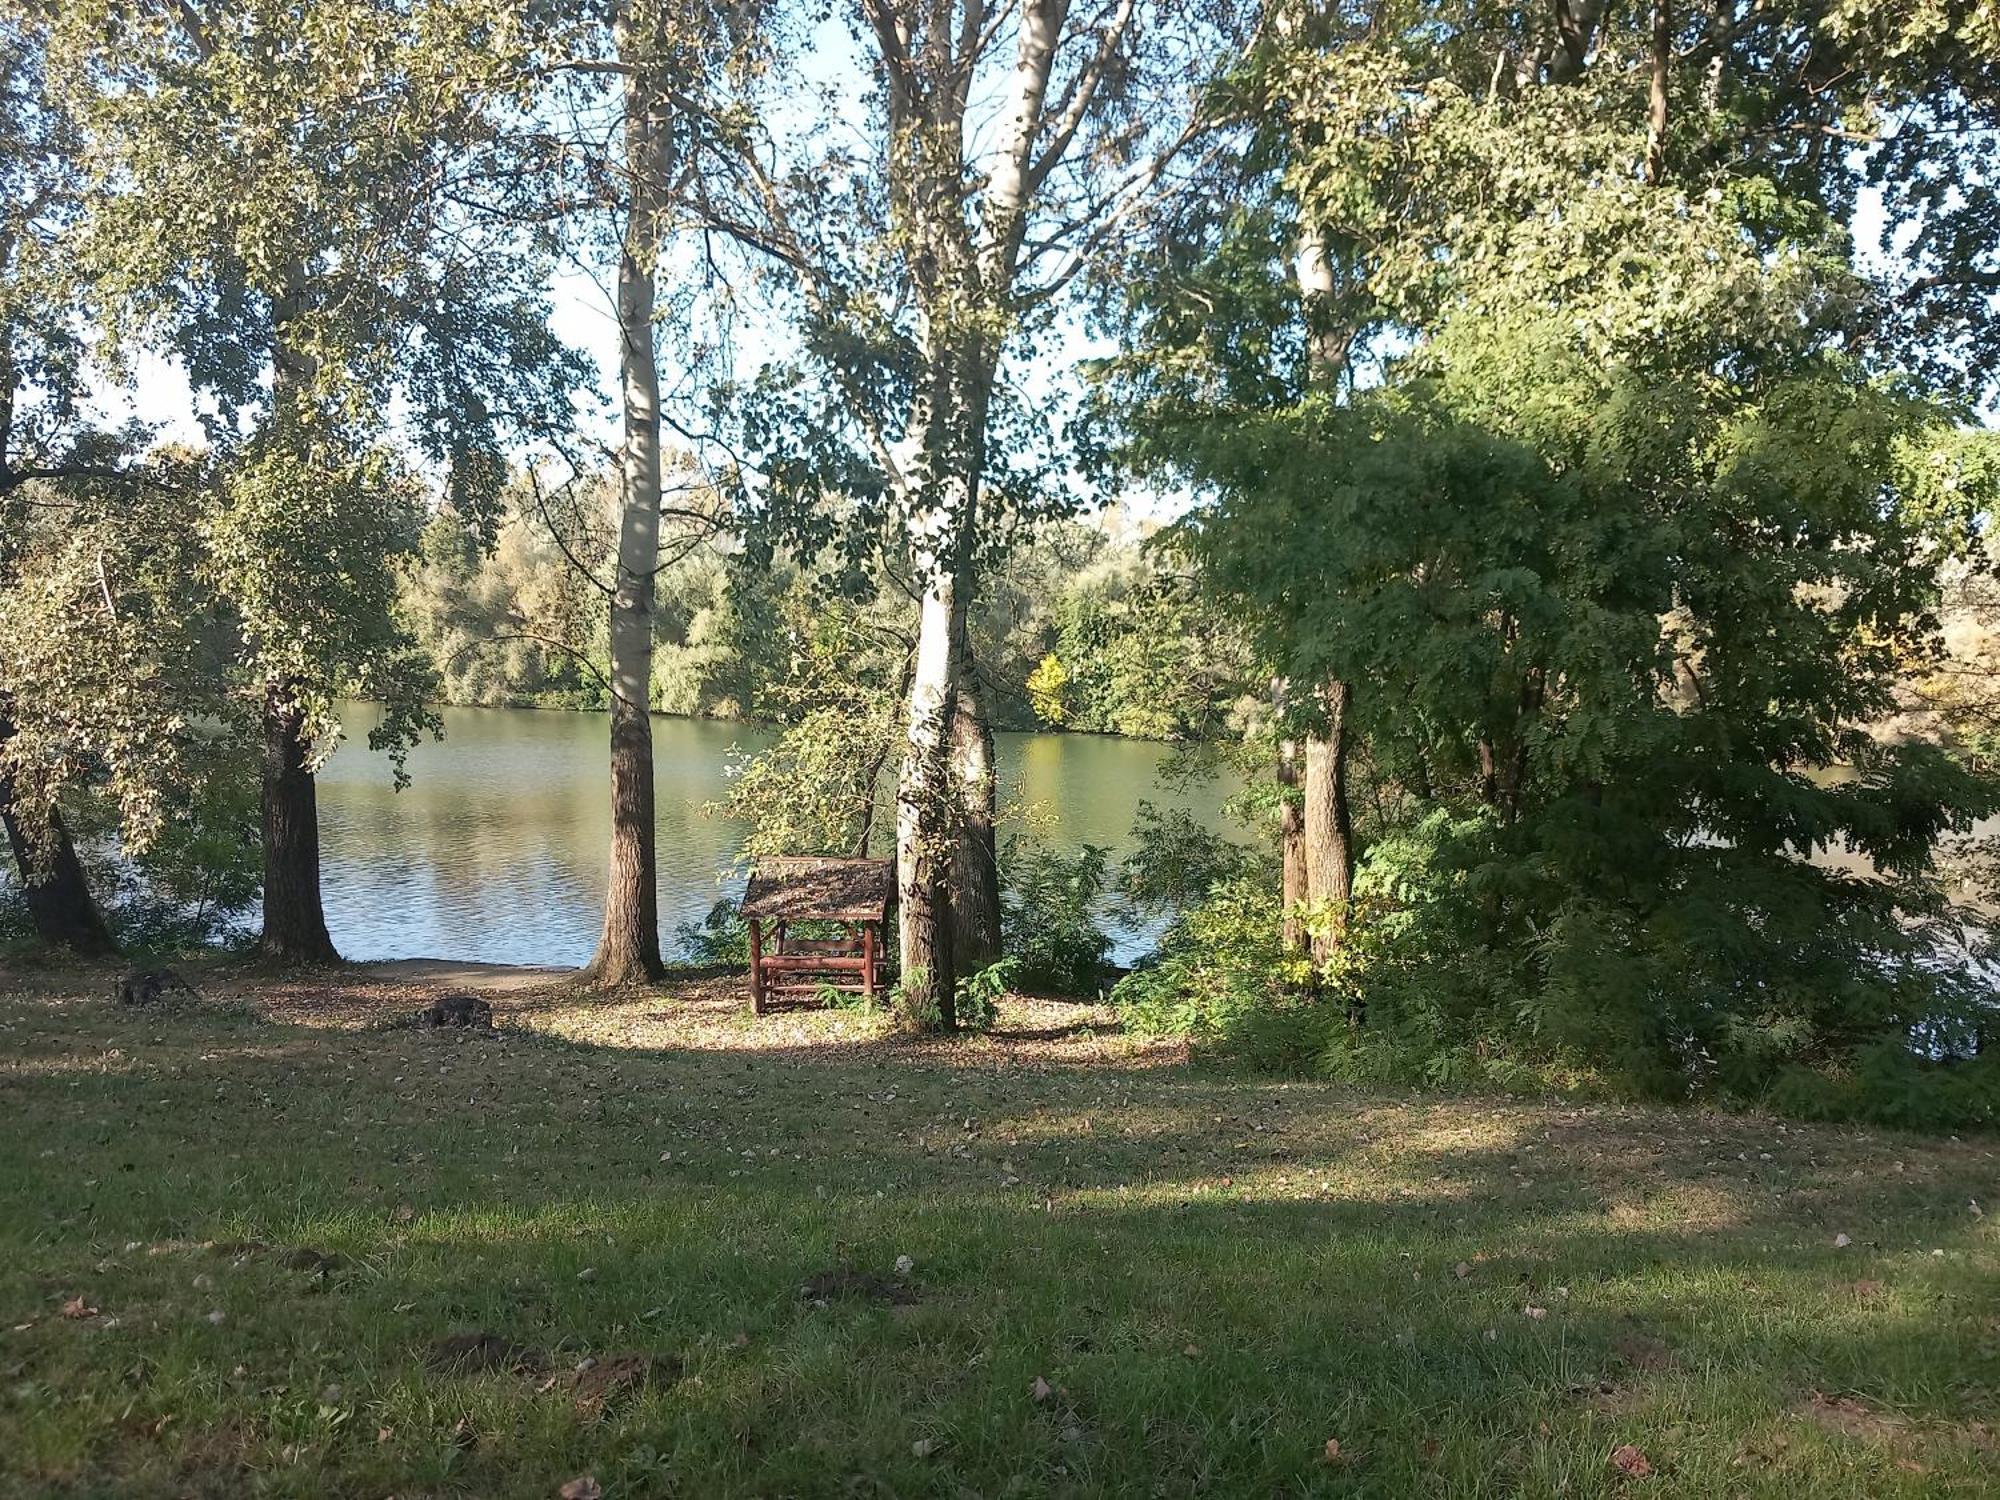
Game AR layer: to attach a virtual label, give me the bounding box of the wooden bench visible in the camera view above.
[740,856,893,1013]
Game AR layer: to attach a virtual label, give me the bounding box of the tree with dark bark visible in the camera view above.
[0,717,113,956]
[39,0,578,963]
[0,23,113,953]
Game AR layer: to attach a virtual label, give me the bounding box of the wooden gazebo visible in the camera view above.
[740,856,893,1013]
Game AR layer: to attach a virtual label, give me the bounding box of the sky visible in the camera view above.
[75,19,1990,525]
[82,5,1165,522]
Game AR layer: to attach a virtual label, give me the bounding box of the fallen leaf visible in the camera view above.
[1610,1444,1654,1478]
[1322,1437,1343,1463]
[1454,1261,1471,1279]
[1833,1233,1851,1248]
[558,1478,602,1500]
[1031,1375,1053,1403]
[392,1203,416,1224]
[60,1296,98,1320]
[1523,1305,1548,1320]
[894,1254,914,1276]
[911,1437,938,1458]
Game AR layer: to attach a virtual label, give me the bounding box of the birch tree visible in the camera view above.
[520,0,775,985]
[727,0,1246,1024]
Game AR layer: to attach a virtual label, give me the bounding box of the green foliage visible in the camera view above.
[101,747,262,953]
[884,959,1009,1031]
[1100,1,2000,1129]
[1119,801,1255,919]
[953,958,1015,1030]
[19,0,581,829]
[1001,839,1114,995]
[399,503,1258,744]
[1113,876,1326,1070]
[1769,1040,2000,1133]
[674,897,751,967]
[404,495,608,711]
[205,426,438,766]
[707,588,908,857]
[0,458,223,860]
[1169,320,2000,1119]
[1016,547,1252,739]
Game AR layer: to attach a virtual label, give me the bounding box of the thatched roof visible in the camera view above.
[740,857,893,923]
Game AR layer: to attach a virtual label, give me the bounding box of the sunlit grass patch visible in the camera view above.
[1,964,1994,1497]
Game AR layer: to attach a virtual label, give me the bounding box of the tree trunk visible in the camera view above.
[897,561,959,1027]
[254,271,340,966]
[951,624,1001,973]
[1646,0,1670,184]
[1302,682,1355,966]
[0,714,116,956]
[585,40,669,987]
[258,680,338,963]
[1278,736,1306,953]
[1293,221,1357,965]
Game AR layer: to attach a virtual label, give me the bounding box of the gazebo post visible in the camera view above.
[862,922,876,1001]
[747,917,764,1014]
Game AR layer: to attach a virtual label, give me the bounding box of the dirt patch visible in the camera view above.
[1798,1392,1907,1443]
[280,1247,347,1277]
[570,1352,679,1410]
[1611,1329,1675,1373]
[801,1268,917,1307]
[1581,1381,1652,1417]
[183,958,1172,1069]
[427,1332,548,1376]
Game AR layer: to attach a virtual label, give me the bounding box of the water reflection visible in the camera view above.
[316,705,1230,967]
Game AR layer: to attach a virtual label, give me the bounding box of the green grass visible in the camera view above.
[1,966,1996,1498]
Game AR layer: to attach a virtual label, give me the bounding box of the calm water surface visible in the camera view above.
[316,704,1231,967]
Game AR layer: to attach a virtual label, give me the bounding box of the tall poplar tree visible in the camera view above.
[526,0,776,986]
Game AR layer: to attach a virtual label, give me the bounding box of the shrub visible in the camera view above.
[1113,876,1324,1067]
[955,958,1015,1030]
[1001,839,1113,995]
[886,961,1005,1032]
[1119,801,1255,920]
[675,897,750,965]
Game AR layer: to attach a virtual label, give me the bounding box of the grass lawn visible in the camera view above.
[1,958,1995,1498]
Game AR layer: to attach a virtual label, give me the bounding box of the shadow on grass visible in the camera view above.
[0,974,1995,1498]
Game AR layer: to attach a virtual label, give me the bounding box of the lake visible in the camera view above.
[314,704,1232,967]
